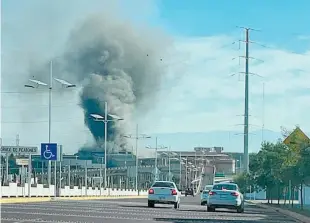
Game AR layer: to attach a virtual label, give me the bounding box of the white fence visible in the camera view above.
[299,185,310,205]
[245,190,267,200]
[0,183,147,198]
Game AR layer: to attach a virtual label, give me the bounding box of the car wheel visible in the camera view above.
[148,200,155,208]
[236,205,244,213]
[174,201,180,209]
[207,206,215,212]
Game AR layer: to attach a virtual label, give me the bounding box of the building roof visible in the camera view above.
[158,151,229,157]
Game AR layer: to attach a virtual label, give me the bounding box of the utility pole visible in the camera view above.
[48,61,52,186]
[90,103,123,189]
[262,83,265,143]
[104,101,108,188]
[232,26,262,173]
[123,125,151,191]
[16,134,20,147]
[244,28,250,173]
[168,146,171,181]
[146,138,167,181]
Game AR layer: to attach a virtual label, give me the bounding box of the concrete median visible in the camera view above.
[0,197,52,204]
[1,195,147,204]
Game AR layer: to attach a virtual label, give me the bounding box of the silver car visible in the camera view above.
[207,182,244,213]
[200,184,213,205]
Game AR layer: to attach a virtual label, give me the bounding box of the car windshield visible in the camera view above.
[152,182,175,188]
[213,184,237,191]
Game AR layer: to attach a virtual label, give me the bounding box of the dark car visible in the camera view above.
[185,188,194,196]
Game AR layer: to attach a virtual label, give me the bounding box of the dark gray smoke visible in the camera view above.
[57,14,170,153]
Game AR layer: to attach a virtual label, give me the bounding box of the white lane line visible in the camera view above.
[2,217,94,223]
[3,203,263,219]
[6,201,205,212]
[0,208,214,219]
[1,210,266,222]
[1,211,153,221]
[2,203,215,215]
[2,204,209,216]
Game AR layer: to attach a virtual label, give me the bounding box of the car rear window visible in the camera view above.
[213,184,237,191]
[152,182,175,188]
[204,186,213,191]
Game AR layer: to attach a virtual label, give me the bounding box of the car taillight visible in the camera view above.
[171,189,177,195]
[148,189,154,194]
[231,192,239,197]
[209,191,216,196]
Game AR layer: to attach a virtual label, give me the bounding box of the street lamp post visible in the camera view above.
[24,60,76,188]
[123,125,151,191]
[179,153,182,188]
[94,155,104,195]
[168,147,171,181]
[90,102,123,189]
[146,138,167,181]
[181,157,191,188]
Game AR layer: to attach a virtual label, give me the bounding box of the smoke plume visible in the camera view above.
[56,14,169,152]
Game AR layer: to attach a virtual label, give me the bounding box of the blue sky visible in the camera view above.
[1,0,310,154]
[158,0,310,48]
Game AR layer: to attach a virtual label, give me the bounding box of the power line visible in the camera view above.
[262,82,265,143]
[1,118,83,124]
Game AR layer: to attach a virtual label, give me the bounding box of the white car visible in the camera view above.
[147,181,181,209]
[200,184,213,205]
[207,182,244,213]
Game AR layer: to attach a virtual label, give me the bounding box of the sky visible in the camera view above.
[1,0,310,155]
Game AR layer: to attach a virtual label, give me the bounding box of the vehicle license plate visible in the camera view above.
[159,196,165,200]
[220,195,227,198]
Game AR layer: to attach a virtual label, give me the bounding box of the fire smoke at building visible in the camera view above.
[52,14,169,153]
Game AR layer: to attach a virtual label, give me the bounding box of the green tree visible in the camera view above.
[233,172,255,195]
[245,126,310,209]
[247,141,289,203]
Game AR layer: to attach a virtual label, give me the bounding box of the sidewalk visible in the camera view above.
[248,200,310,223]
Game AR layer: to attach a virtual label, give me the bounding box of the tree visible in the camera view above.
[280,126,292,138]
[294,143,310,209]
[247,141,289,203]
[233,172,255,195]
[245,127,310,209]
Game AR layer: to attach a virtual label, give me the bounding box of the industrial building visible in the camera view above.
[3,146,236,191]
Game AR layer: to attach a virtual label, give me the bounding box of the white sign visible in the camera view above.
[1,146,38,154]
[16,158,29,166]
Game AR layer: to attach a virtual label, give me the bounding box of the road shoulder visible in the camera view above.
[248,200,310,223]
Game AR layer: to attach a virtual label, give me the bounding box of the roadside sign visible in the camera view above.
[283,127,310,146]
[41,143,58,161]
[16,158,29,166]
[0,146,38,154]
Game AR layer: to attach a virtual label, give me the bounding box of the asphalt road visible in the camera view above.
[0,196,301,223]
